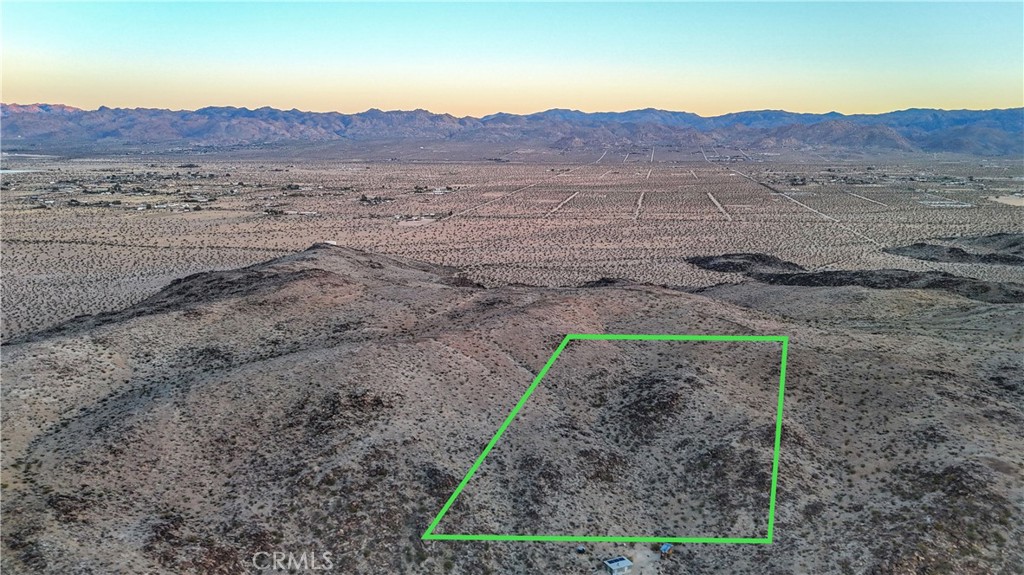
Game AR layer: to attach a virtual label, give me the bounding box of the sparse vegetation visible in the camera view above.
[2,150,1022,574]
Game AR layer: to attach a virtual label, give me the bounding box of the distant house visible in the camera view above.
[603,556,633,574]
[660,543,674,558]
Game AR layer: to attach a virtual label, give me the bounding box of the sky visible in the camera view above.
[2,2,1022,117]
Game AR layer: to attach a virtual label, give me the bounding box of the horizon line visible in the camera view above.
[3,102,1022,120]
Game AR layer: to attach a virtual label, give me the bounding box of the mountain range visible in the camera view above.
[2,103,1022,155]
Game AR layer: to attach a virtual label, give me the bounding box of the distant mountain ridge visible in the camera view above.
[2,103,1021,155]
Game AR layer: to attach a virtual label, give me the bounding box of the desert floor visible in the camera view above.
[3,148,1022,340]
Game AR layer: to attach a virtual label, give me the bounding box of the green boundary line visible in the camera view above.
[422,333,789,545]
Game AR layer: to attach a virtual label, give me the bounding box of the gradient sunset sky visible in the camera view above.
[2,2,1022,116]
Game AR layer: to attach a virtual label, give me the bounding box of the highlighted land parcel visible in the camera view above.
[423,333,789,544]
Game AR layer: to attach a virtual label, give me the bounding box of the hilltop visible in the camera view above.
[2,244,1021,574]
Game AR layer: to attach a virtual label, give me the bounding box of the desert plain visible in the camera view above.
[1,144,1023,574]
[2,145,1022,338]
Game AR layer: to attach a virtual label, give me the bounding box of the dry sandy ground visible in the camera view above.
[988,195,1024,207]
[2,154,1022,341]
[2,244,1021,574]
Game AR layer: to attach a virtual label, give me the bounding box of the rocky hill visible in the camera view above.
[2,245,1022,574]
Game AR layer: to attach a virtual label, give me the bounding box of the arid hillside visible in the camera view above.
[2,244,1021,574]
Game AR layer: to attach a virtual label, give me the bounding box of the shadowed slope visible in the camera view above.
[2,245,1021,574]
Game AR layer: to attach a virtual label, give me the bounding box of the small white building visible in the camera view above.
[603,556,633,575]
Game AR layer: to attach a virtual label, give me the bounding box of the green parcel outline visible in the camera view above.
[422,333,789,544]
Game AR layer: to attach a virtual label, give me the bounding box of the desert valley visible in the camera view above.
[2,109,1023,574]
